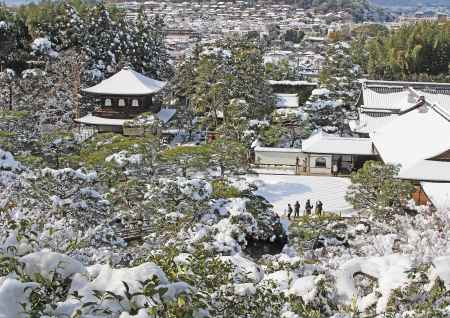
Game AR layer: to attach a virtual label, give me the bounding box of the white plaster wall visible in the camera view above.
[255,150,306,166]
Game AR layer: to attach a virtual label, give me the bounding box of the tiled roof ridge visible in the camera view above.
[360,79,450,88]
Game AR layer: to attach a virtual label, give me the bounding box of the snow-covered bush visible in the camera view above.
[31,37,58,58]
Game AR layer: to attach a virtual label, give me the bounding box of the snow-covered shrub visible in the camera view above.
[0,149,22,172]
[31,37,58,58]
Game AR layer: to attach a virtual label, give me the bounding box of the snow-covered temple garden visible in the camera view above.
[2,143,450,317]
[1,1,450,316]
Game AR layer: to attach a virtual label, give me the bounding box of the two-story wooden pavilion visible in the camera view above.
[75,67,171,133]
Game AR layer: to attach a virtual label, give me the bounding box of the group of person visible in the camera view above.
[287,199,323,220]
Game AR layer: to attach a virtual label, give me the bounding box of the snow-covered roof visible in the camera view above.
[359,80,450,116]
[421,182,450,210]
[356,80,450,137]
[370,103,450,182]
[349,113,398,135]
[311,88,330,97]
[275,94,299,108]
[254,147,302,153]
[74,114,127,126]
[269,80,318,86]
[400,160,450,182]
[360,79,450,89]
[75,109,177,127]
[302,132,374,155]
[82,67,167,96]
[361,88,415,111]
[157,108,177,123]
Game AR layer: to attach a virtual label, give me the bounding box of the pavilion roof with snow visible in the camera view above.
[82,67,167,96]
[75,68,175,133]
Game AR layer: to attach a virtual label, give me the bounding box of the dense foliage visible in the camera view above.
[346,161,415,219]
[172,41,274,132]
[0,1,172,81]
[1,0,450,316]
[352,22,450,81]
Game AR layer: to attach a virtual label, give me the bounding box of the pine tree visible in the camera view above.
[131,8,171,79]
[345,161,415,220]
[227,42,274,119]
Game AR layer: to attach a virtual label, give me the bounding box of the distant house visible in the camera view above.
[75,67,176,134]
[268,80,318,109]
[254,132,377,175]
[399,11,448,24]
[263,50,292,65]
[301,132,377,175]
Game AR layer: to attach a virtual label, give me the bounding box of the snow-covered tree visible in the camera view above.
[346,161,415,220]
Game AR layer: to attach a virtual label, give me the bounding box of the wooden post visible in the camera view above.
[70,56,81,132]
[8,84,12,111]
[73,61,80,120]
[307,154,311,175]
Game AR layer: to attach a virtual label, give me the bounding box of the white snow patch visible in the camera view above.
[246,174,354,216]
[0,149,21,171]
[261,270,298,292]
[433,255,450,287]
[311,88,331,97]
[0,279,39,318]
[335,254,412,313]
[21,251,86,279]
[288,275,324,303]
[221,253,264,283]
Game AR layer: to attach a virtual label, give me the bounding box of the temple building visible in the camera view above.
[255,79,450,209]
[75,67,175,133]
[351,80,450,209]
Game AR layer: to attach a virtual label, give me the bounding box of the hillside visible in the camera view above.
[370,0,450,7]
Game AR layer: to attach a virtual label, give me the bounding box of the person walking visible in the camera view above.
[287,203,293,220]
[294,201,300,218]
[316,200,323,216]
[305,199,312,216]
[332,163,338,176]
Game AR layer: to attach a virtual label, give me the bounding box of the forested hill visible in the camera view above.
[370,0,450,7]
[294,0,391,22]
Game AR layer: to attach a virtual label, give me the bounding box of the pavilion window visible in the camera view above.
[315,157,327,168]
[132,99,139,107]
[118,99,126,107]
[105,98,112,107]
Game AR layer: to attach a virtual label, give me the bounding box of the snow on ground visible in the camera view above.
[433,255,450,287]
[0,149,22,171]
[0,279,39,318]
[246,174,354,216]
[335,255,412,313]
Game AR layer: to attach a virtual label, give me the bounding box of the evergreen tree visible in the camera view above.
[345,161,415,220]
[227,42,274,119]
[132,10,171,79]
[83,2,123,76]
[357,22,450,81]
